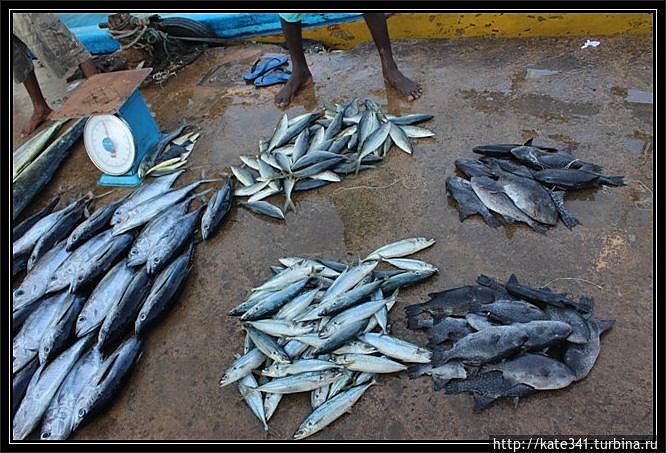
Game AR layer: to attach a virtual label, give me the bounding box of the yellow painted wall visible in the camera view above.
[255,13,653,49]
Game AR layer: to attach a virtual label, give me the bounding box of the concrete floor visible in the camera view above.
[12,34,654,441]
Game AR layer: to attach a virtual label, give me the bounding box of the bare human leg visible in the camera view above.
[21,69,52,138]
[274,19,313,109]
[363,13,422,101]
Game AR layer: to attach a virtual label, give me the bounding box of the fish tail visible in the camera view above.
[482,212,502,228]
[407,364,428,379]
[432,373,454,391]
[599,175,625,187]
[404,304,425,319]
[472,393,498,411]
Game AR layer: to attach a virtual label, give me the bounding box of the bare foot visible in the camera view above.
[383,67,422,101]
[21,106,52,138]
[274,70,313,108]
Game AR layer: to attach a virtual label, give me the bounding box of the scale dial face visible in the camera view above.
[84,114,136,175]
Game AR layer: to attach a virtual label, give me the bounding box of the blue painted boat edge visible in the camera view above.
[58,12,364,55]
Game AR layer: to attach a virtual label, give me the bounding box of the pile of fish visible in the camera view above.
[11,171,233,440]
[138,124,201,178]
[447,139,625,233]
[230,98,435,220]
[405,274,614,411]
[219,237,438,439]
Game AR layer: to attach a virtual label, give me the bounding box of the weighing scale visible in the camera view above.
[51,68,161,187]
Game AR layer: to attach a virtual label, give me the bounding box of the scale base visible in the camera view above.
[98,172,143,187]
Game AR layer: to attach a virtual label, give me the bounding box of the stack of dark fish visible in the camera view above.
[219,238,438,439]
[405,274,614,411]
[231,98,435,220]
[446,139,625,233]
[11,171,233,440]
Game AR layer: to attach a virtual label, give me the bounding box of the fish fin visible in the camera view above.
[595,318,615,334]
[512,396,521,408]
[599,175,625,187]
[523,137,534,146]
[482,212,502,228]
[577,296,594,313]
[432,374,452,391]
[529,220,549,235]
[406,365,426,379]
[265,425,282,437]
[507,274,519,286]
[406,316,422,330]
[472,392,498,411]
[404,304,424,319]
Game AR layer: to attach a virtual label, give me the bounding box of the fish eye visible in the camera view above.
[44,346,50,352]
[78,408,86,418]
[130,250,137,255]
[15,289,23,296]
[152,257,159,264]
[79,316,86,322]
[140,313,146,321]
[41,432,50,439]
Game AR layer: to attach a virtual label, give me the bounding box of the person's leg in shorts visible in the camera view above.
[13,13,98,137]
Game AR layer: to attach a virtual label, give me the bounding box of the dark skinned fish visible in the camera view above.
[98,266,151,352]
[71,336,143,431]
[454,159,495,178]
[405,285,496,319]
[564,317,614,380]
[483,353,576,390]
[479,156,536,179]
[470,176,548,234]
[442,370,536,411]
[66,195,128,251]
[39,294,87,365]
[548,190,580,229]
[446,176,502,228]
[13,195,60,240]
[505,274,579,309]
[201,177,233,240]
[424,317,473,346]
[545,305,590,344]
[70,231,135,293]
[494,171,559,225]
[12,357,40,416]
[135,243,193,335]
[474,299,548,324]
[510,146,602,172]
[146,207,201,275]
[534,168,625,189]
[28,199,87,270]
[432,325,529,366]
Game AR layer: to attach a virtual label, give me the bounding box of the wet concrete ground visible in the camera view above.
[12,34,653,440]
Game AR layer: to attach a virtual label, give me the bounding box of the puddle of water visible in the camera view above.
[626,88,653,104]
[526,68,560,79]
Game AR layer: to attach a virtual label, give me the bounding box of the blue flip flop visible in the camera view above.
[243,54,289,81]
[254,67,292,87]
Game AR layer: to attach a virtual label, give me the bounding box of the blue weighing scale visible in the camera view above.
[51,68,161,187]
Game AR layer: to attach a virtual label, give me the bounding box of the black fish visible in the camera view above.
[72,336,143,431]
[446,176,501,228]
[564,317,614,381]
[442,370,536,411]
[505,274,578,309]
[479,157,535,179]
[547,190,580,229]
[472,138,559,157]
[425,317,473,346]
[201,177,233,240]
[405,285,496,320]
[13,195,60,240]
[28,199,87,270]
[98,266,151,352]
[475,274,513,300]
[510,146,603,172]
[12,357,40,416]
[431,325,528,365]
[454,159,495,178]
[474,299,548,324]
[534,168,625,190]
[13,253,29,279]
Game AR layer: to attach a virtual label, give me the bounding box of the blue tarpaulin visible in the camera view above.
[57,13,364,54]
